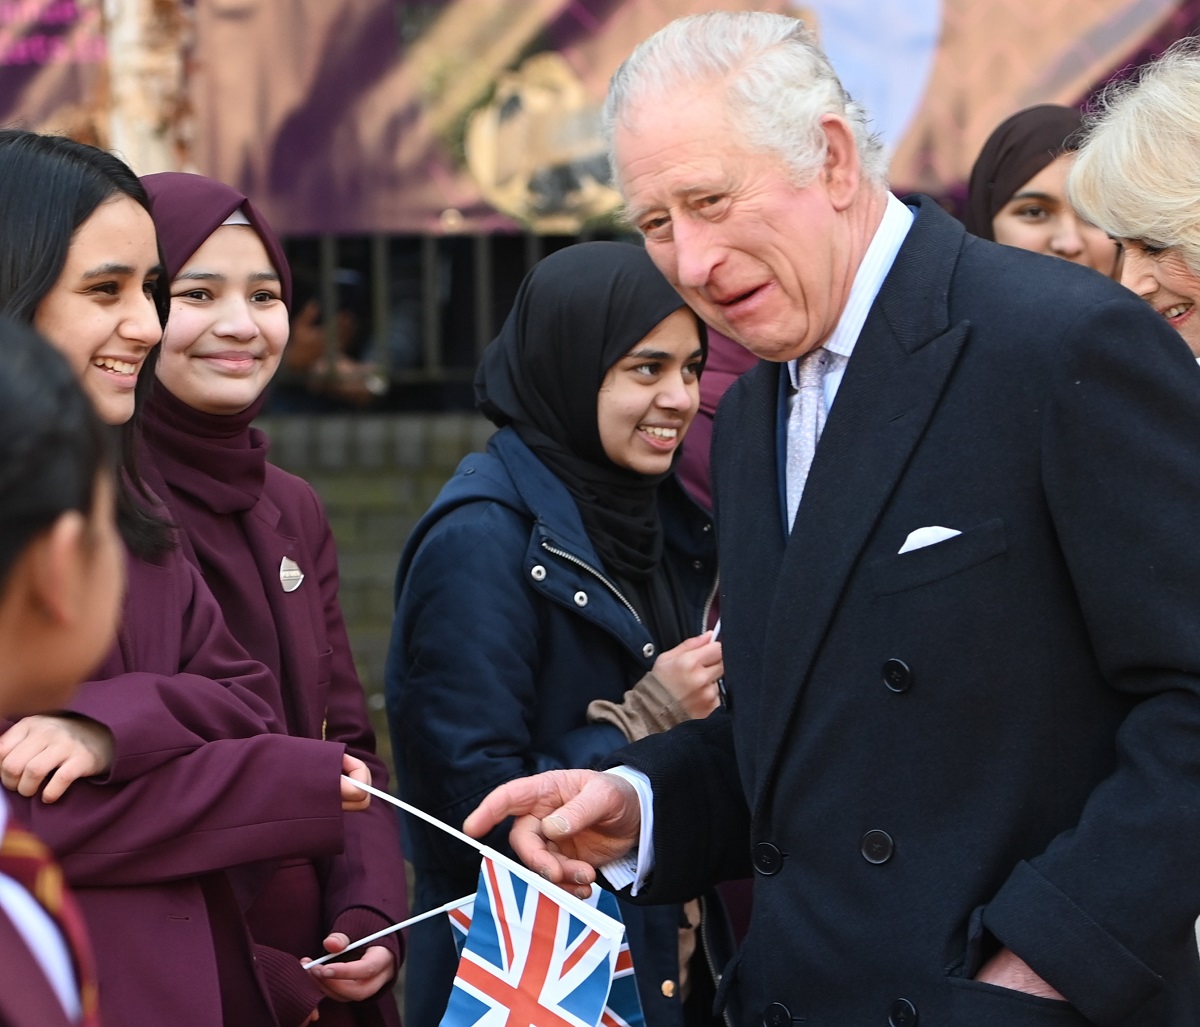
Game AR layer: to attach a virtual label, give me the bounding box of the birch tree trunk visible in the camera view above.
[100,0,188,173]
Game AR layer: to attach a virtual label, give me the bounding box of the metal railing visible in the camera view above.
[278,230,628,409]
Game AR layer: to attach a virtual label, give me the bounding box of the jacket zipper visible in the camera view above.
[539,540,643,625]
[701,572,719,634]
[698,893,736,1027]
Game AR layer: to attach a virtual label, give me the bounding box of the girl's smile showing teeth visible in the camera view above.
[641,424,679,439]
[93,356,138,376]
[598,307,703,475]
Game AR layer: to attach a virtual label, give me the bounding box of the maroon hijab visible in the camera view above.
[141,172,292,308]
[139,173,293,708]
[964,104,1085,240]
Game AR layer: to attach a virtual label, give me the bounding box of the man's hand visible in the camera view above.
[975,948,1065,1000]
[0,715,114,802]
[340,754,371,812]
[463,769,641,899]
[303,933,395,1003]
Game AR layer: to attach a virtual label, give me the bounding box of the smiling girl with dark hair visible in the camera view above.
[138,170,405,1027]
[0,129,372,1027]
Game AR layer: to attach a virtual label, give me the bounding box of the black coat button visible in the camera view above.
[882,658,912,693]
[762,1001,793,1027]
[888,998,917,1026]
[861,829,894,864]
[753,841,784,876]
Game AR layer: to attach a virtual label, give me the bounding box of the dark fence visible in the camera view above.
[273,229,631,414]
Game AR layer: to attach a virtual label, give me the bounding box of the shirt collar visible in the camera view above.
[789,192,914,388]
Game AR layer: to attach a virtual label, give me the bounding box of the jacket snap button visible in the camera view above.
[573,590,588,607]
[660,979,676,998]
[753,841,784,875]
[693,559,704,571]
[762,1001,793,1027]
[888,998,917,1027]
[530,565,546,581]
[861,829,894,864]
[882,658,912,693]
[642,642,655,659]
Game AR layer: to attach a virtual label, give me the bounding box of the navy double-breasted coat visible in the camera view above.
[617,196,1200,1026]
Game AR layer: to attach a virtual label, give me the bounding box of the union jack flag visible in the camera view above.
[440,855,629,1027]
[587,889,645,1027]
[448,873,645,1027]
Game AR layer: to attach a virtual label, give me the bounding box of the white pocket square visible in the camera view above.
[898,525,962,554]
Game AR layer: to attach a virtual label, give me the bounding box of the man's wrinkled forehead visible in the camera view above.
[610,86,732,199]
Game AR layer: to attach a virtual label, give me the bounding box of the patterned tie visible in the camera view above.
[785,346,830,529]
[0,819,100,1026]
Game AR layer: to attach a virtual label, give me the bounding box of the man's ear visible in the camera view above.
[23,511,89,627]
[819,113,862,212]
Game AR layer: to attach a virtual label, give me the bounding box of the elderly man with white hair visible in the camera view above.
[468,12,1200,1026]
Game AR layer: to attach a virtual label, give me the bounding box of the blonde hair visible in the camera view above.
[1069,37,1200,272]
[602,10,887,190]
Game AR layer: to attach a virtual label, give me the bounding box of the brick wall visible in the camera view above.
[255,412,496,767]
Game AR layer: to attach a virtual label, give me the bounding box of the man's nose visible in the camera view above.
[673,217,722,290]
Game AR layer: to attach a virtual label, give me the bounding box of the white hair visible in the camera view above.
[602,10,888,190]
[1069,37,1200,272]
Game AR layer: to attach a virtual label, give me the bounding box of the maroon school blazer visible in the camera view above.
[142,388,406,1027]
[8,541,353,1027]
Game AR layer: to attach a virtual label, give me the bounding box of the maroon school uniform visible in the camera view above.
[142,385,406,1027]
[9,540,351,1026]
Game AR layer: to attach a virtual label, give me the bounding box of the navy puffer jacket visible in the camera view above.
[386,426,717,1027]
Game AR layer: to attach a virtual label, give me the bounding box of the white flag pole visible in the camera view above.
[341,776,624,939]
[306,893,474,968]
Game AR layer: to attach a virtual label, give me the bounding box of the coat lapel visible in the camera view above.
[710,358,788,792]
[748,198,972,811]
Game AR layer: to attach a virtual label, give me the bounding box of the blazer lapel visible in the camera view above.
[242,496,322,738]
[749,197,972,811]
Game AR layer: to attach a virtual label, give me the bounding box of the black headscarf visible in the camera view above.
[475,240,704,590]
[965,104,1085,240]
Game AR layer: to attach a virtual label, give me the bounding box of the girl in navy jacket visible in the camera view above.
[387,242,727,1026]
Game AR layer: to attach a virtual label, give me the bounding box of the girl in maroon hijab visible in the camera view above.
[139,171,405,1027]
[0,130,374,1027]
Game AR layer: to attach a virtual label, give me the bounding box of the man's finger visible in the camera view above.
[463,777,545,837]
[547,773,631,838]
[507,812,564,879]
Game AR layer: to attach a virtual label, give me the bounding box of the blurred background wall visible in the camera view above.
[4,0,1199,751]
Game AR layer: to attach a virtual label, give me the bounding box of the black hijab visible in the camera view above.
[965,104,1085,240]
[475,240,704,592]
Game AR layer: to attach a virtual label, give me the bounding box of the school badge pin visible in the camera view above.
[280,556,304,592]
